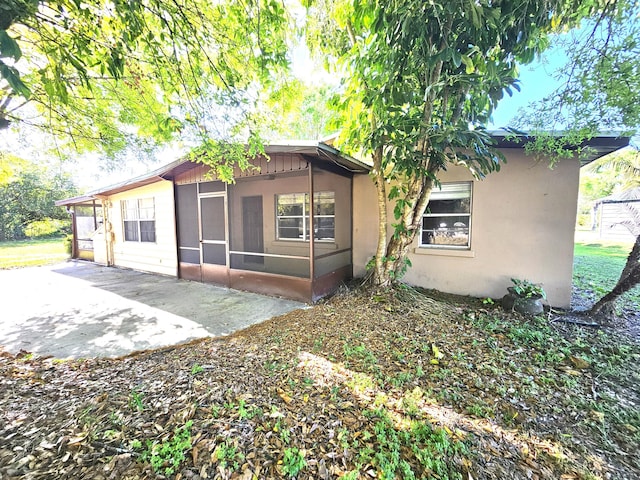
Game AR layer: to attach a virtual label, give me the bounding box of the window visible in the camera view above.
[421,182,471,248]
[122,198,156,242]
[276,191,335,241]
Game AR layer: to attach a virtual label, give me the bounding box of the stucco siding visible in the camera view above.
[353,151,580,307]
[108,181,178,277]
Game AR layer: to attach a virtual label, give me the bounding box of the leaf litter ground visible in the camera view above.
[1,286,639,479]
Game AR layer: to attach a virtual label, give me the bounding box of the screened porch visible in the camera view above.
[173,145,367,302]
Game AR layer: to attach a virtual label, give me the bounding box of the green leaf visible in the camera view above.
[0,31,21,61]
[0,61,30,98]
[452,51,462,68]
[460,55,475,74]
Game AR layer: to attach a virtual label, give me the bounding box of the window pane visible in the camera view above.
[140,221,156,242]
[276,193,307,215]
[278,218,303,239]
[124,221,139,241]
[138,198,155,220]
[422,216,469,246]
[314,191,335,215]
[426,197,470,214]
[277,193,305,216]
[123,200,138,220]
[278,204,304,216]
[431,183,471,200]
[314,217,335,240]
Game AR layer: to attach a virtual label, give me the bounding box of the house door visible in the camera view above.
[200,194,228,283]
[242,196,264,263]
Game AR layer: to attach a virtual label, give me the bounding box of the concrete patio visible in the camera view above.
[0,261,304,359]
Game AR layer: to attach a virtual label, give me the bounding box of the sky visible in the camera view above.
[489,48,566,130]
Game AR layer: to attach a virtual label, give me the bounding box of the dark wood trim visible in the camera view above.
[314,248,351,260]
[179,262,202,282]
[308,163,315,281]
[230,269,312,303]
[312,265,352,302]
[202,263,229,285]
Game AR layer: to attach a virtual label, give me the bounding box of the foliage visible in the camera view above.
[23,218,69,238]
[510,278,547,299]
[518,0,640,151]
[2,283,639,479]
[304,0,599,286]
[574,242,639,313]
[213,439,245,471]
[0,237,68,268]
[1,0,291,160]
[140,420,193,476]
[0,154,78,241]
[579,147,640,318]
[190,363,204,375]
[281,447,307,478]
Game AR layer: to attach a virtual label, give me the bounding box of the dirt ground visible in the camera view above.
[1,286,638,480]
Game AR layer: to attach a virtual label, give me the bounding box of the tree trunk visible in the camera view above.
[589,233,640,317]
[619,233,640,281]
[370,170,435,287]
[372,146,388,285]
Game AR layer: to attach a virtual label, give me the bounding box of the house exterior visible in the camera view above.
[57,135,629,307]
[57,142,368,303]
[592,187,640,242]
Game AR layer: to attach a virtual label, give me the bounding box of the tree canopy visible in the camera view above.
[0,153,78,240]
[1,0,290,159]
[304,0,609,286]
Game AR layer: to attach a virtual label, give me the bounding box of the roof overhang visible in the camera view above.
[56,141,370,207]
[488,131,631,166]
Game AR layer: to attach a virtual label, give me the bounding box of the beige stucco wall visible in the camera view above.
[353,150,580,307]
[107,180,178,277]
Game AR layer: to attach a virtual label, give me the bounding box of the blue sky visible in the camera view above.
[489,46,567,129]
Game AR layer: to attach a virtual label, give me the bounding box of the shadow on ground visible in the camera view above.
[0,261,304,359]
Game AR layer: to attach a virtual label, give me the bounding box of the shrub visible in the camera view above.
[24,218,69,238]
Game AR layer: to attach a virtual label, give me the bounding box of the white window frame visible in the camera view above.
[420,182,472,250]
[122,198,156,243]
[275,191,335,242]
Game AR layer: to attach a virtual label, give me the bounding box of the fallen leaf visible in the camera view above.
[569,355,590,369]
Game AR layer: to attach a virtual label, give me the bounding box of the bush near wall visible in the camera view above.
[24,219,71,238]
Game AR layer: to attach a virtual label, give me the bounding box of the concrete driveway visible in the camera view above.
[0,261,304,359]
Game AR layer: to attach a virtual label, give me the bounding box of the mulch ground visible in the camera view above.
[1,287,639,479]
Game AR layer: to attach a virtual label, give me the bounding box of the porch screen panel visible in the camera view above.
[176,184,199,264]
[230,253,310,278]
[312,166,352,278]
[200,196,226,265]
[201,197,225,241]
[199,181,225,193]
[75,205,103,251]
[203,244,226,265]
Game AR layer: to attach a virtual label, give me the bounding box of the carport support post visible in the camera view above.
[308,162,315,281]
[71,206,78,259]
[92,200,98,230]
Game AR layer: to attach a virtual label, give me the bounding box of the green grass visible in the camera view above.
[0,237,69,269]
[573,241,639,311]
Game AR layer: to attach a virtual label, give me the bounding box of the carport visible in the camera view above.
[0,261,303,359]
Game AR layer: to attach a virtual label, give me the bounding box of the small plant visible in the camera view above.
[282,447,306,478]
[141,421,193,476]
[482,297,495,305]
[510,278,546,299]
[190,363,204,375]
[129,389,145,411]
[214,439,245,471]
